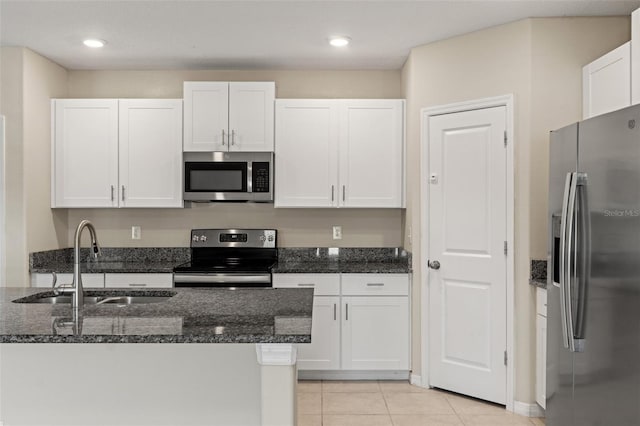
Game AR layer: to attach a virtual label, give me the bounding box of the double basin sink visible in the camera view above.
[13,291,176,306]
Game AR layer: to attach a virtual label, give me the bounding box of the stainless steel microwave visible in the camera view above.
[183,152,273,202]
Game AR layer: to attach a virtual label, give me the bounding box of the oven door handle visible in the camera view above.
[173,273,272,284]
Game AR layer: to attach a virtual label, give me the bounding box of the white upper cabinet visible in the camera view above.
[339,100,404,208]
[119,99,183,208]
[633,9,640,105]
[52,99,183,208]
[274,100,339,207]
[183,81,275,152]
[583,42,631,119]
[275,99,405,208]
[52,99,119,208]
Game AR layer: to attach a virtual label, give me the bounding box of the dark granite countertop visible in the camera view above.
[0,287,312,344]
[530,259,548,289]
[30,247,412,275]
[272,247,411,274]
[30,247,189,274]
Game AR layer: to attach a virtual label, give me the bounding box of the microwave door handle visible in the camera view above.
[559,172,572,350]
[574,174,590,349]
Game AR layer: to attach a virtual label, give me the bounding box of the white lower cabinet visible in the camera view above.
[298,296,341,370]
[31,272,174,289]
[342,296,409,370]
[272,272,410,373]
[536,287,548,409]
[104,273,173,288]
[31,273,105,288]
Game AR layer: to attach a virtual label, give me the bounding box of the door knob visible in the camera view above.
[428,260,441,270]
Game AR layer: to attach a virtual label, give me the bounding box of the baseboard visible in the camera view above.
[410,374,425,387]
[513,400,545,418]
[298,370,410,381]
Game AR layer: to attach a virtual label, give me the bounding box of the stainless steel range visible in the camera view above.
[173,229,277,288]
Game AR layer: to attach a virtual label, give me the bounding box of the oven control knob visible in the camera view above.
[192,235,200,242]
[267,235,274,242]
[200,235,208,242]
[259,235,266,242]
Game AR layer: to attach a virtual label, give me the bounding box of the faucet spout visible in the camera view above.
[72,220,101,311]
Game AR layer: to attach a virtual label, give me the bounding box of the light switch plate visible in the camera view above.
[332,226,342,240]
[131,226,141,240]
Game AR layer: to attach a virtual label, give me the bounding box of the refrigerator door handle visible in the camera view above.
[564,171,580,352]
[573,173,590,351]
[559,172,573,349]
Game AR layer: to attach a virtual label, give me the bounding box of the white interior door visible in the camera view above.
[427,106,507,404]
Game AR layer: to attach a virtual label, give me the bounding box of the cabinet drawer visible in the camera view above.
[536,287,547,317]
[272,273,340,296]
[31,273,105,288]
[341,274,409,296]
[105,273,173,288]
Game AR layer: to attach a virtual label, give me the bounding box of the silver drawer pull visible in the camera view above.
[129,283,147,287]
[298,283,315,287]
[367,283,385,287]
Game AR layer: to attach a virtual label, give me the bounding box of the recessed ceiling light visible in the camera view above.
[329,36,351,47]
[83,39,106,48]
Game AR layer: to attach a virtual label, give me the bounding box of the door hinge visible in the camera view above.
[503,241,508,255]
[504,350,508,366]
[504,130,507,147]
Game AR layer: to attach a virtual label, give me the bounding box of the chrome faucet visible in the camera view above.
[67,220,101,310]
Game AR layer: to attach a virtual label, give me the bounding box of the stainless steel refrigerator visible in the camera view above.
[547,104,640,425]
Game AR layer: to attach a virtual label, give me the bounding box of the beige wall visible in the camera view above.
[1,47,26,284]
[23,49,69,255]
[0,47,69,285]
[402,17,629,404]
[65,69,404,247]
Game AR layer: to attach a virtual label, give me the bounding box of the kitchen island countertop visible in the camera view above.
[0,287,313,344]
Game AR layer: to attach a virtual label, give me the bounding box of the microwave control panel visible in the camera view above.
[252,162,270,193]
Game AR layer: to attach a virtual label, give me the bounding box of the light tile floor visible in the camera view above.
[297,380,545,426]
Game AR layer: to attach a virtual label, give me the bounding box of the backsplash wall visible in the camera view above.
[66,205,404,248]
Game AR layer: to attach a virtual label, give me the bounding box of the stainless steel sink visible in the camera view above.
[13,292,176,305]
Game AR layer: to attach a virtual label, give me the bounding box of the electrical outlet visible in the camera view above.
[332,226,342,240]
[131,226,141,240]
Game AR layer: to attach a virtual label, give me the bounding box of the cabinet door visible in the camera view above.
[342,296,409,370]
[272,273,340,295]
[536,313,547,409]
[229,82,275,152]
[183,82,229,151]
[297,296,341,370]
[119,99,183,208]
[338,100,404,208]
[583,42,631,119]
[31,273,105,288]
[274,100,339,207]
[104,273,173,288]
[52,99,118,207]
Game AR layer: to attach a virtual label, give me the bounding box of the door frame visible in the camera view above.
[419,94,515,411]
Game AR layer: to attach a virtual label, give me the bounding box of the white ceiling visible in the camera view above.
[1,0,639,70]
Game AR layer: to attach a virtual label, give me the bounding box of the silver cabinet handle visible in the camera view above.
[366,283,385,287]
[331,185,335,202]
[129,283,147,287]
[222,129,226,145]
[231,130,236,145]
[342,185,346,202]
[345,303,348,320]
[428,260,440,270]
[297,283,315,287]
[333,303,337,321]
[111,185,115,202]
[121,185,125,201]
